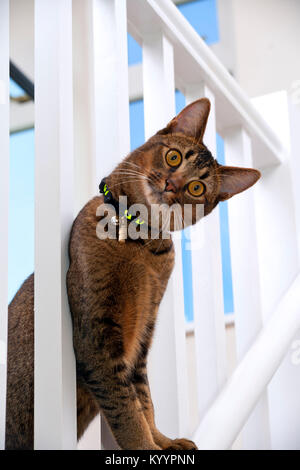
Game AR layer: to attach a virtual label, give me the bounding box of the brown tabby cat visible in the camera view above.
[5,99,260,450]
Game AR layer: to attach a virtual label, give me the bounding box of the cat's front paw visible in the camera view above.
[163,438,198,450]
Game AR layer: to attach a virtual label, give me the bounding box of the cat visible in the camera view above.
[5,98,260,450]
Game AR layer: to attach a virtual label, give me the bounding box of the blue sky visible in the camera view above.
[9,78,25,98]
[9,129,34,301]
[128,0,219,65]
[9,0,233,317]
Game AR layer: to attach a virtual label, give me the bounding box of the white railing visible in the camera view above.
[194,273,300,449]
[1,0,300,450]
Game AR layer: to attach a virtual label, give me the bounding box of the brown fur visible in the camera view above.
[5,99,260,449]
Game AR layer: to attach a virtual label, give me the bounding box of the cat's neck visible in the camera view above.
[103,172,173,248]
[105,172,137,211]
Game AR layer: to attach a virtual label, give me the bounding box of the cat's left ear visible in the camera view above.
[218,166,261,201]
[157,98,210,142]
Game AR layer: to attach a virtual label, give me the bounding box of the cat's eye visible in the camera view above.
[165,149,182,168]
[187,180,205,197]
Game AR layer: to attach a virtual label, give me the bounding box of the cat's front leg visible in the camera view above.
[76,348,161,449]
[89,368,160,450]
[132,357,198,450]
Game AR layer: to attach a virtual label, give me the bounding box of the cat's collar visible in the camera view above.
[99,178,146,226]
[99,178,147,243]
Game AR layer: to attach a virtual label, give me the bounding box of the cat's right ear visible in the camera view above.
[156,98,211,142]
[217,166,261,201]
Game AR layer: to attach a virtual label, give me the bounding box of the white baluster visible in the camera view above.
[72,0,98,215]
[72,0,101,449]
[0,0,9,451]
[77,415,101,451]
[143,32,189,438]
[34,0,76,449]
[224,126,270,449]
[91,0,130,183]
[185,84,227,422]
[87,0,131,450]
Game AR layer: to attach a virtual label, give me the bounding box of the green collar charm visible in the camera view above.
[99,179,146,243]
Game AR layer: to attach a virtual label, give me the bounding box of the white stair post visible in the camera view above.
[185,84,227,421]
[34,0,76,449]
[0,0,9,450]
[223,126,270,449]
[143,32,190,438]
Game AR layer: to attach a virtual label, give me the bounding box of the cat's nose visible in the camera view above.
[165,178,178,193]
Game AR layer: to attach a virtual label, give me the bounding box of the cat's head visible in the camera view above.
[109,99,260,231]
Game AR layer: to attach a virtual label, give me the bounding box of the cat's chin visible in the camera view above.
[143,181,163,205]
[143,181,174,207]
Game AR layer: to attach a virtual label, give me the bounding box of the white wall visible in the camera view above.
[252,91,300,450]
[211,0,236,75]
[231,0,300,97]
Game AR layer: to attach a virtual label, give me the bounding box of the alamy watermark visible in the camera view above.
[290,80,300,105]
[291,339,300,366]
[96,199,205,250]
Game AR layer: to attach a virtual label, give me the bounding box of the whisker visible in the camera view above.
[117,162,152,179]
[122,160,142,168]
[113,170,150,180]
[107,177,146,190]
[112,169,150,179]
[122,160,151,175]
